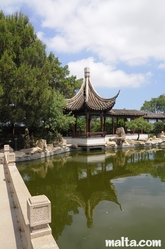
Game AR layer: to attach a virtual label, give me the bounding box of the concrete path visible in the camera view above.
[0,163,23,249]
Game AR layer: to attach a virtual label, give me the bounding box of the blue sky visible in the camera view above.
[1,0,165,110]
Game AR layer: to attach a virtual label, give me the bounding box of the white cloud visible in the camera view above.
[36,31,45,41]
[0,0,162,89]
[158,63,165,69]
[2,0,165,66]
[0,0,21,13]
[47,36,71,53]
[28,0,165,65]
[68,57,151,88]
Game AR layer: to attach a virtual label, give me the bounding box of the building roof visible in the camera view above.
[144,113,165,119]
[65,67,120,112]
[109,109,146,117]
[108,109,165,120]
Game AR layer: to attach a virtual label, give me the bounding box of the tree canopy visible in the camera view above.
[0,11,81,135]
[125,117,153,140]
[153,121,164,135]
[140,94,165,113]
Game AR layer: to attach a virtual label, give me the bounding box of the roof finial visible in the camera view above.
[84,67,90,78]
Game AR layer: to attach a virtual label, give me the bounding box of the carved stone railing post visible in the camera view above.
[7,153,16,166]
[4,144,10,153]
[4,145,16,183]
[3,145,58,248]
[27,195,52,239]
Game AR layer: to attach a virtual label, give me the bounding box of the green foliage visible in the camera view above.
[44,91,75,132]
[0,11,80,139]
[90,116,100,132]
[153,121,164,135]
[125,117,153,140]
[76,116,86,135]
[105,118,112,134]
[44,52,81,98]
[141,94,165,113]
[118,118,125,126]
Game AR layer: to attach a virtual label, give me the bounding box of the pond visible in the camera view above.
[17,148,165,249]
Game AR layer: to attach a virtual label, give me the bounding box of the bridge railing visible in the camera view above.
[3,145,59,249]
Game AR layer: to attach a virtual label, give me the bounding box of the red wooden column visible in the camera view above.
[75,115,77,136]
[72,125,75,137]
[104,116,106,134]
[88,114,91,135]
[86,112,89,137]
[131,117,135,134]
[100,112,103,132]
[72,115,76,137]
[112,117,114,135]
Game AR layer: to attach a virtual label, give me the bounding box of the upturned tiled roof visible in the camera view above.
[144,113,165,119]
[109,109,146,116]
[109,109,165,119]
[66,68,120,111]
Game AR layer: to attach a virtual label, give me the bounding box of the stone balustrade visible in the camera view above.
[3,145,59,249]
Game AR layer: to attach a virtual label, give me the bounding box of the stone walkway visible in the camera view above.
[0,162,23,249]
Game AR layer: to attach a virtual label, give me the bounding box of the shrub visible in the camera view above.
[153,121,164,135]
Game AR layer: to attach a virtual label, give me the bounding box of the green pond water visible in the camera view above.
[17,148,165,249]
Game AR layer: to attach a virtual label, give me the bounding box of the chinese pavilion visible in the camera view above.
[65,67,120,137]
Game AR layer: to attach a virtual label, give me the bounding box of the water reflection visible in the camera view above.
[17,148,165,247]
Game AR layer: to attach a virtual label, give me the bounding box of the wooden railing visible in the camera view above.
[74,131,106,138]
[86,131,106,137]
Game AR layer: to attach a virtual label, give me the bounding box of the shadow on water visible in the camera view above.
[17,148,165,249]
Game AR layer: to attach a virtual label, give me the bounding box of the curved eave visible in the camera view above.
[65,77,120,112]
[65,80,85,111]
[86,81,120,110]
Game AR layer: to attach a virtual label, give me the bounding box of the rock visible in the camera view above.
[125,139,135,145]
[47,144,54,152]
[149,137,157,141]
[123,140,130,146]
[116,137,125,146]
[15,151,26,158]
[52,146,61,151]
[111,137,125,146]
[53,137,67,147]
[36,139,47,151]
[134,141,145,145]
[159,133,165,138]
[106,141,116,146]
[23,128,31,148]
[116,127,126,138]
[20,148,32,154]
[71,144,78,149]
[59,138,67,147]
[30,147,42,154]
